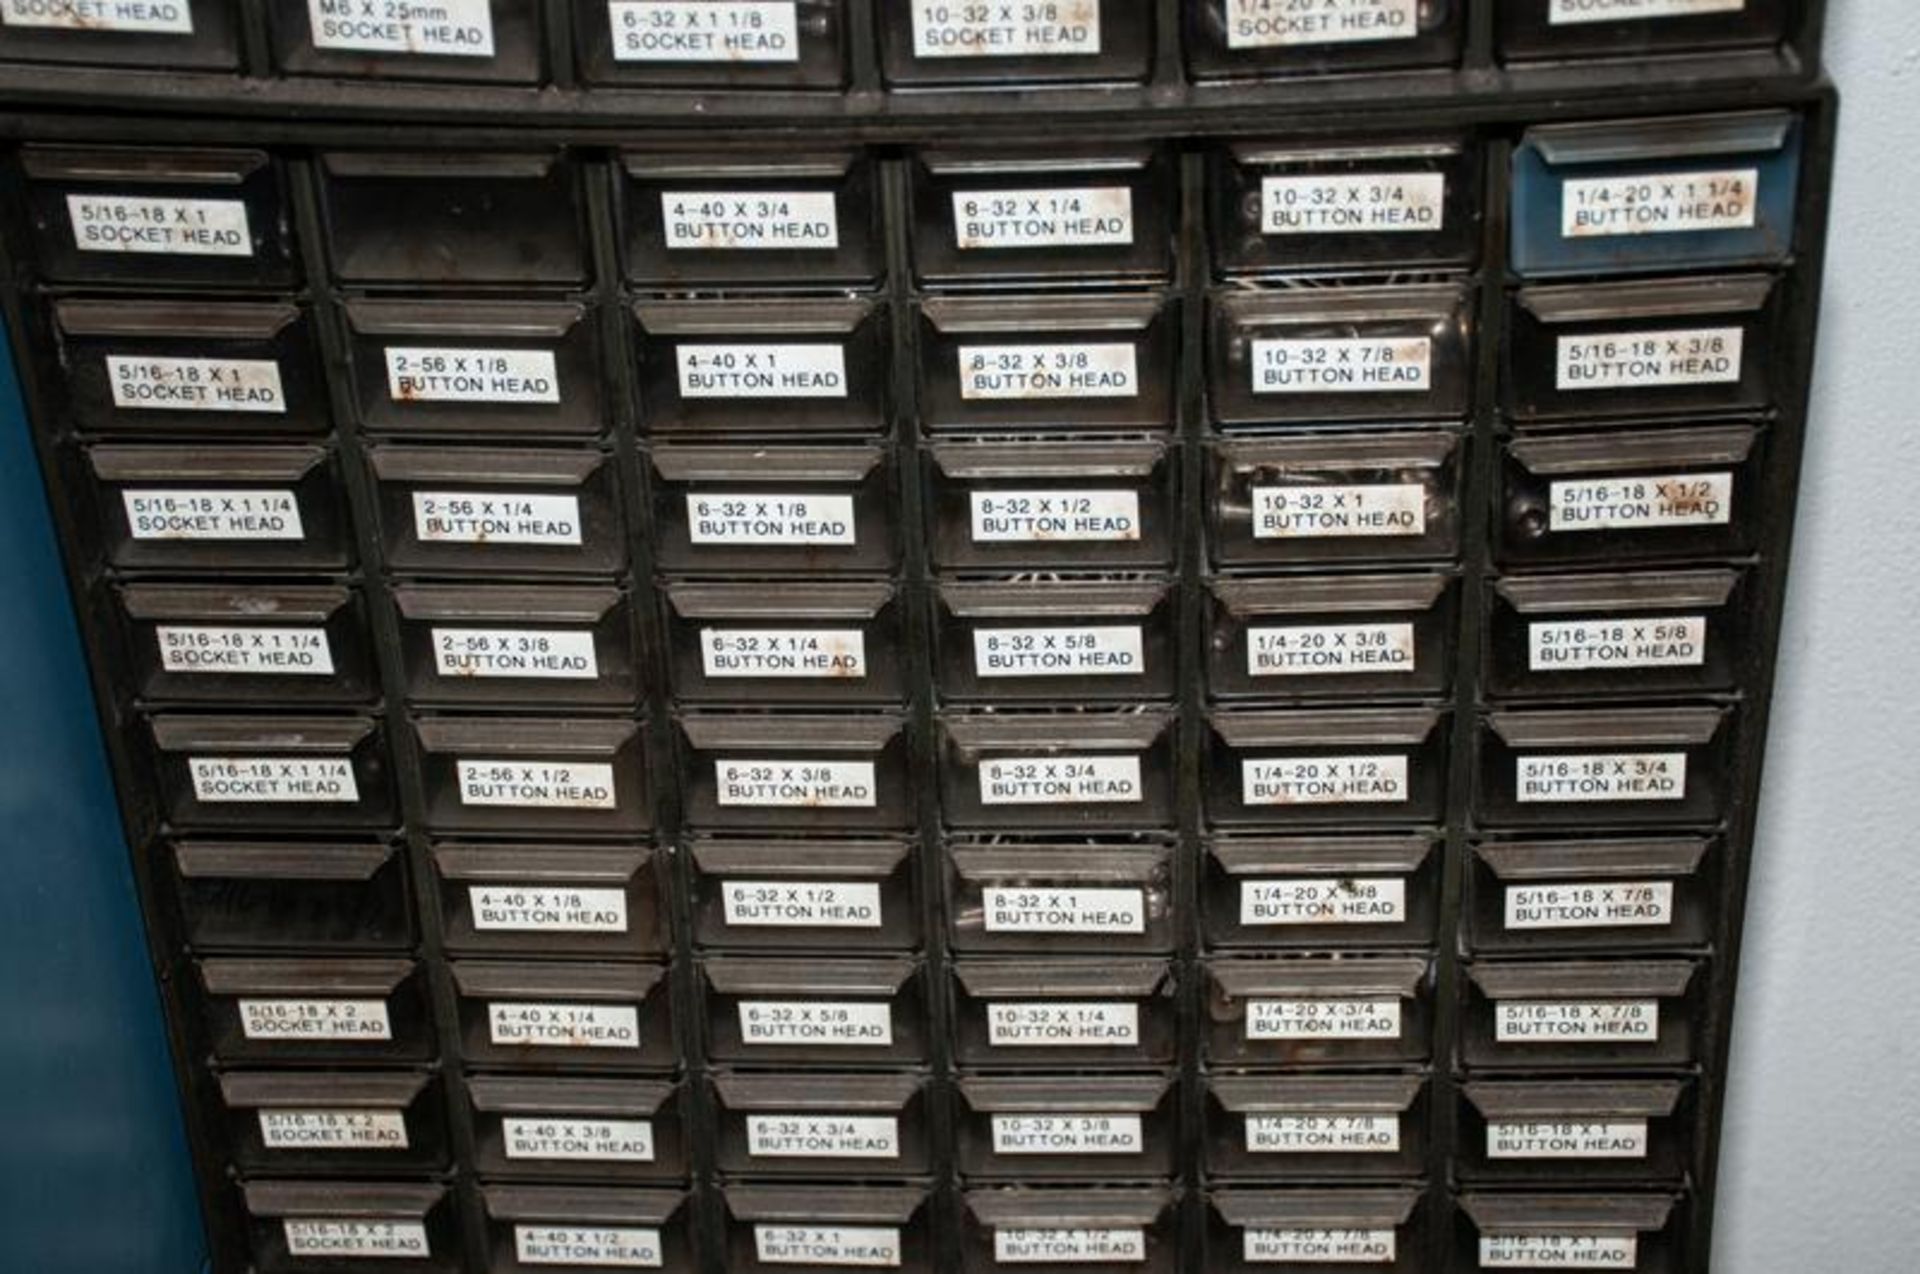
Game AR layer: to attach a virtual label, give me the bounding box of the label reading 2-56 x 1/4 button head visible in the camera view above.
[413,493,581,546]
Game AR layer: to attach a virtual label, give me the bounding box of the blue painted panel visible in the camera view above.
[0,318,207,1271]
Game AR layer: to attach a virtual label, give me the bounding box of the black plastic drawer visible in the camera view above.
[1205,707,1449,829]
[1211,137,1481,276]
[52,298,326,436]
[88,443,352,574]
[369,445,626,577]
[688,837,921,952]
[651,442,899,575]
[173,840,412,952]
[1203,834,1439,950]
[199,956,433,1065]
[1187,0,1462,79]
[413,716,653,836]
[269,0,542,82]
[676,711,913,832]
[241,1180,458,1273]
[0,0,237,69]
[912,145,1175,286]
[577,0,849,89]
[119,583,376,706]
[927,436,1177,572]
[1207,572,1457,700]
[343,298,603,437]
[1467,837,1717,955]
[1206,1186,1428,1274]
[319,150,589,286]
[948,841,1175,956]
[1204,956,1433,1067]
[148,713,397,831]
[395,584,641,709]
[480,1185,695,1274]
[433,843,669,958]
[935,578,1177,704]
[467,1075,688,1182]
[664,579,907,705]
[634,297,888,435]
[219,1070,449,1176]
[959,1186,1179,1274]
[711,1070,932,1177]
[450,960,677,1071]
[950,958,1178,1068]
[1454,1193,1683,1274]
[937,710,1179,831]
[723,1185,932,1274]
[1498,0,1790,63]
[1462,959,1705,1070]
[878,0,1151,87]
[621,150,882,287]
[701,955,929,1065]
[1205,1074,1428,1180]
[19,145,295,286]
[1457,1079,1693,1185]
[1476,706,1732,830]
[955,1073,1179,1180]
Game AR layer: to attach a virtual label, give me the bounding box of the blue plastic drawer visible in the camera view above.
[1511,110,1801,277]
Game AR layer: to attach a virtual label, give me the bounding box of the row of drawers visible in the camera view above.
[136,704,1739,832]
[75,426,1764,573]
[215,1066,1701,1183]
[0,0,1805,86]
[172,834,1720,956]
[12,113,1803,288]
[192,951,1713,1070]
[112,568,1756,707]
[228,1179,1691,1274]
[40,283,1784,434]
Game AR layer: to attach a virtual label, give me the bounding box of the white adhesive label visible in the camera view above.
[386,347,557,403]
[516,1226,661,1268]
[489,1002,641,1049]
[994,1228,1144,1264]
[259,1108,408,1150]
[1496,1000,1662,1044]
[988,1001,1139,1047]
[1480,1235,1639,1269]
[284,1219,428,1259]
[716,760,878,808]
[1246,1113,1401,1154]
[1556,327,1743,391]
[979,755,1143,806]
[309,0,495,56]
[748,1114,900,1159]
[1549,472,1732,533]
[912,1,1102,58]
[190,757,358,804]
[1252,484,1426,539]
[157,625,334,676]
[123,489,303,541]
[1247,998,1403,1040]
[1506,881,1676,930]
[974,626,1143,679]
[663,190,839,250]
[106,356,284,414]
[959,343,1139,401]
[723,880,884,928]
[754,1226,900,1267]
[953,187,1134,250]
[969,490,1141,542]
[1488,1120,1650,1160]
[412,492,581,546]
[738,1000,894,1047]
[503,1117,655,1162]
[1530,617,1707,672]
[1563,168,1759,238]
[984,887,1146,934]
[470,886,629,933]
[434,629,599,680]
[1240,878,1407,926]
[458,761,617,810]
[1262,173,1446,235]
[2,0,191,32]
[992,1113,1144,1156]
[1516,752,1688,803]
[1252,337,1432,393]
[687,493,856,546]
[676,343,846,398]
[1226,0,1419,47]
[1244,1229,1397,1264]
[67,195,250,256]
[702,628,867,679]
[610,0,799,62]
[239,998,391,1041]
[1552,0,1744,24]
[1242,755,1411,806]
[1249,622,1416,677]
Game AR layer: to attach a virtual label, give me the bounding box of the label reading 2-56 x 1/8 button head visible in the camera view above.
[413,493,582,546]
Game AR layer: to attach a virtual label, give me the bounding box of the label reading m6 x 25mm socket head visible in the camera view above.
[308,0,495,56]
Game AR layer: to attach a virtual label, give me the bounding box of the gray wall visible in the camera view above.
[1712,5,1920,1269]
